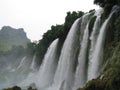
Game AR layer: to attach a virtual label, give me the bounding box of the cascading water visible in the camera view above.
[53,18,81,89]
[88,7,118,80]
[30,54,37,71]
[36,39,59,88]
[87,8,103,80]
[88,9,103,61]
[59,80,72,90]
[80,13,90,41]
[10,56,26,72]
[0,5,119,90]
[0,56,32,89]
[73,13,90,89]
[18,38,60,89]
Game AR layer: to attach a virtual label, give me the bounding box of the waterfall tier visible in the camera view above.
[0,6,119,90]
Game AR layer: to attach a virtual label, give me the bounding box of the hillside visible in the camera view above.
[0,26,30,51]
[1,0,120,90]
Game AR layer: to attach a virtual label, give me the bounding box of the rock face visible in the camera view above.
[0,26,30,51]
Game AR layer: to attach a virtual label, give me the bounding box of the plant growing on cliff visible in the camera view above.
[35,11,84,65]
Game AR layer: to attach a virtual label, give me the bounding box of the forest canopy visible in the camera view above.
[94,0,120,7]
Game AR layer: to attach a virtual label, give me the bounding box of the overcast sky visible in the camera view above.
[0,0,99,41]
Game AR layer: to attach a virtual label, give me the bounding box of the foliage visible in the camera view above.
[63,11,84,38]
[101,8,120,89]
[0,26,30,52]
[85,79,106,90]
[36,11,84,65]
[103,9,120,62]
[102,4,113,21]
[26,42,37,55]
[103,42,120,71]
[89,9,95,13]
[0,42,36,66]
[3,86,37,90]
[94,0,120,22]
[94,0,120,7]
[77,5,120,90]
[114,15,120,42]
[77,68,120,90]
[3,86,21,90]
[0,45,25,58]
[36,24,64,64]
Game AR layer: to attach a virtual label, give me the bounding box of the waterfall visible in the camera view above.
[59,80,72,90]
[87,9,103,80]
[88,8,116,80]
[36,39,59,88]
[19,39,59,90]
[53,18,81,89]
[73,13,90,89]
[30,54,37,71]
[17,56,26,68]
[0,56,32,89]
[10,56,26,72]
[88,8,103,61]
[19,39,60,89]
[80,13,90,41]
[0,5,119,90]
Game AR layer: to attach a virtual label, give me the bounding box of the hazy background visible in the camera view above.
[0,0,99,41]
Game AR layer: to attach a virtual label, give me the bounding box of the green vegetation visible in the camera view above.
[77,75,120,90]
[94,0,120,7]
[114,15,120,42]
[63,11,84,38]
[36,24,64,64]
[0,42,36,57]
[77,1,120,90]
[94,0,120,21]
[0,46,25,64]
[3,86,37,90]
[0,26,30,51]
[26,42,37,55]
[77,49,120,90]
[3,86,21,90]
[1,0,120,90]
[35,11,84,65]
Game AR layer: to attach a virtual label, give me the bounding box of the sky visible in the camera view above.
[0,0,99,41]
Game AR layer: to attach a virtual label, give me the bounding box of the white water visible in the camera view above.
[10,56,26,72]
[88,17,100,60]
[88,9,103,61]
[59,80,72,90]
[18,39,60,89]
[0,6,119,90]
[73,13,90,89]
[88,9,115,80]
[87,9,103,80]
[0,56,32,89]
[30,54,37,71]
[36,39,59,88]
[53,18,81,89]
[80,13,90,41]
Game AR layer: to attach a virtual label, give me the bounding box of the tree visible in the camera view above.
[94,0,120,7]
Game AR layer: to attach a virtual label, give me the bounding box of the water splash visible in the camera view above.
[36,39,59,88]
[30,55,37,71]
[88,8,116,80]
[19,39,60,89]
[87,9,103,80]
[53,18,81,89]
